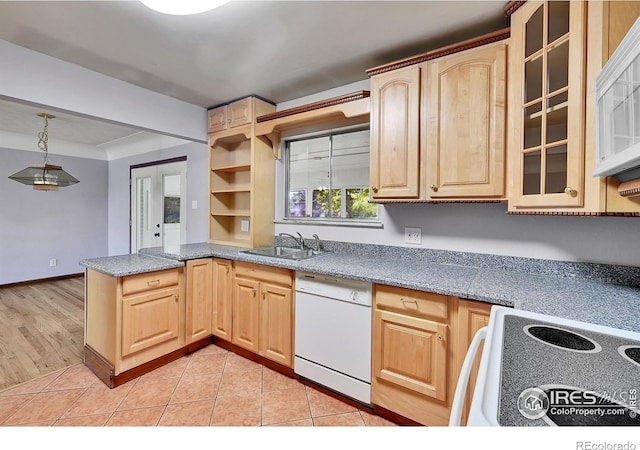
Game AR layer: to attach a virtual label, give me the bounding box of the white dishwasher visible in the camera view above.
[294,271,373,404]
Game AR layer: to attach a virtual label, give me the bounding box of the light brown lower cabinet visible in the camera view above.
[231,261,294,367]
[457,299,492,426]
[371,284,494,426]
[211,258,233,340]
[185,258,213,344]
[85,267,185,377]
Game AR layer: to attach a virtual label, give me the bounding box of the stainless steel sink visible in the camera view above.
[241,246,324,260]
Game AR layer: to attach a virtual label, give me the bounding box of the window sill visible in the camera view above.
[275,218,383,229]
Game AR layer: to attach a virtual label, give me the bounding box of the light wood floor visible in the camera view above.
[0,276,84,391]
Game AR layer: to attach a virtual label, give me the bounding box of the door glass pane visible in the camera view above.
[163,174,181,247]
[525,55,543,103]
[545,145,567,194]
[136,177,153,249]
[524,102,542,149]
[525,5,544,58]
[548,1,570,43]
[548,91,568,109]
[546,104,568,144]
[547,40,569,94]
[523,151,542,195]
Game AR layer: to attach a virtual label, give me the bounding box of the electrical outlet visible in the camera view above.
[191,200,198,209]
[404,227,422,245]
[240,220,250,232]
[49,258,57,267]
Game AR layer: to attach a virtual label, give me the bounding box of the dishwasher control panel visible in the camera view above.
[295,272,372,306]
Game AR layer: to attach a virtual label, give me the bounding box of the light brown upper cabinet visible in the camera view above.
[367,29,510,203]
[208,97,256,133]
[424,42,507,199]
[508,0,585,209]
[507,0,640,215]
[369,65,422,200]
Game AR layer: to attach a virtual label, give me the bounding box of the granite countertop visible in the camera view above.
[79,253,184,277]
[82,241,640,333]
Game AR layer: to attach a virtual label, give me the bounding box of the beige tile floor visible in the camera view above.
[0,344,396,427]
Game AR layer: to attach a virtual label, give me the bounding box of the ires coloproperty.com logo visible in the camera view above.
[517,385,640,425]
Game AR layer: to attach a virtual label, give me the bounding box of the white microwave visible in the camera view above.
[593,16,640,180]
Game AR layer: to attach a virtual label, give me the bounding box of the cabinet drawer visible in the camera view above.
[375,284,448,321]
[234,261,292,287]
[122,269,180,296]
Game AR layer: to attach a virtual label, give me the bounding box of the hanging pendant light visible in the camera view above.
[8,113,79,191]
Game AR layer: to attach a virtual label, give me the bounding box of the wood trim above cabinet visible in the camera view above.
[366,28,510,77]
[504,1,527,18]
[256,91,370,122]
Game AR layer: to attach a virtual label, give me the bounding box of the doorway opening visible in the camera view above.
[130,157,187,253]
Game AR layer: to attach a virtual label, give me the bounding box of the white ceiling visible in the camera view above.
[0,0,508,148]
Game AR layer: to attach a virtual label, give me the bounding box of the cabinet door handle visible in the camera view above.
[262,291,266,300]
[225,266,230,274]
[147,279,160,287]
[252,288,257,296]
[437,334,443,341]
[173,294,179,302]
[372,186,378,193]
[564,187,577,196]
[400,298,417,305]
[430,184,438,192]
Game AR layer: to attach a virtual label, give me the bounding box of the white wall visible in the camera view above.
[107,141,209,255]
[0,148,108,284]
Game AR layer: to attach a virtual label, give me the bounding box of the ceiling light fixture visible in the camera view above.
[8,113,80,191]
[139,0,230,15]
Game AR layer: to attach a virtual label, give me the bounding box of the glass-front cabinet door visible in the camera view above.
[509,0,585,208]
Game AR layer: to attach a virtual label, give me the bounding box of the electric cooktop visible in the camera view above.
[498,314,640,426]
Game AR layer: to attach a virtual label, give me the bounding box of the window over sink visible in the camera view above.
[283,128,379,225]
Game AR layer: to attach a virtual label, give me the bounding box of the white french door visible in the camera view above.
[130,161,187,253]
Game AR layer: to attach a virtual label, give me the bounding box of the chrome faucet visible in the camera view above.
[279,232,305,250]
[312,234,321,252]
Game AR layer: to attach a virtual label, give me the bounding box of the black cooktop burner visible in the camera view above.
[619,346,640,368]
[524,324,601,353]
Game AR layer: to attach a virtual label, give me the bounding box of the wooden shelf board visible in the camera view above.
[209,239,251,248]
[211,189,251,194]
[211,164,251,173]
[211,212,251,217]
